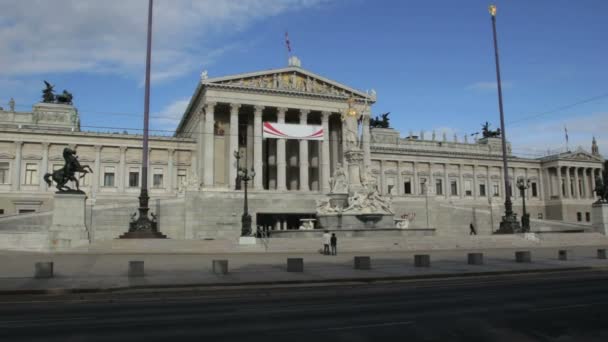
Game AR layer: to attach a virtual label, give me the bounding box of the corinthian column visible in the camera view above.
[253,105,264,190]
[276,107,287,191]
[12,141,23,191]
[299,109,310,191]
[362,114,371,168]
[229,103,241,190]
[321,111,331,193]
[203,102,216,187]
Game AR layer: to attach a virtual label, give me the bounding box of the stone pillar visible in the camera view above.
[379,160,385,194]
[228,103,240,190]
[118,146,126,192]
[591,168,597,199]
[511,168,517,200]
[93,146,101,195]
[40,142,49,192]
[197,110,205,184]
[321,111,331,193]
[538,168,545,200]
[49,193,89,249]
[276,107,287,191]
[253,105,264,190]
[412,162,418,195]
[581,168,588,199]
[428,163,433,195]
[444,163,449,199]
[299,109,310,191]
[473,165,478,199]
[458,164,464,198]
[566,166,574,198]
[203,102,216,187]
[574,167,580,199]
[396,162,402,195]
[168,149,175,192]
[362,115,371,168]
[12,141,23,191]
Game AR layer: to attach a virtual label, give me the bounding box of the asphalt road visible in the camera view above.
[2,269,608,342]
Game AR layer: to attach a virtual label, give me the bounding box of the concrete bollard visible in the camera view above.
[212,260,229,275]
[353,256,371,270]
[598,249,607,259]
[34,262,54,279]
[414,254,431,267]
[558,250,570,261]
[515,251,532,263]
[287,258,304,272]
[128,261,145,277]
[467,253,484,265]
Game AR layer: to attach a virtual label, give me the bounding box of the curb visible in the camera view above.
[0,266,598,296]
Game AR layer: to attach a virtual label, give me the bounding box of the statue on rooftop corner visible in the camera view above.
[42,81,55,103]
[43,147,93,193]
[481,121,501,138]
[369,112,390,129]
[55,90,73,105]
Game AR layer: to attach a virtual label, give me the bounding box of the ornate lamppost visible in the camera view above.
[234,150,242,190]
[238,166,255,236]
[120,0,166,238]
[516,177,531,232]
[488,4,521,234]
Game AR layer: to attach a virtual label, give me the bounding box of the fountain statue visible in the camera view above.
[316,97,395,229]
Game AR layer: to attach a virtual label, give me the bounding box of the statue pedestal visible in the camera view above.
[49,192,90,249]
[592,203,608,235]
[344,150,363,192]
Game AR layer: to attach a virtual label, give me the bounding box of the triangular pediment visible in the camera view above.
[202,67,375,102]
[560,149,603,162]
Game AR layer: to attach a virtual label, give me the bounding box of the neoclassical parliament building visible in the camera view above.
[0,58,604,241]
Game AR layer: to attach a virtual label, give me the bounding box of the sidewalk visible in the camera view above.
[1,246,607,294]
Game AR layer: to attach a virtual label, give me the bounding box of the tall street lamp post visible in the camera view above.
[489,4,521,234]
[238,166,255,236]
[121,0,166,239]
[516,177,531,232]
[234,150,242,190]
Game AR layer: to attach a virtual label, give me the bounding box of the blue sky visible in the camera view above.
[1,0,606,157]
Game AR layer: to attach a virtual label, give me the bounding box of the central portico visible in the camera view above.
[175,57,375,193]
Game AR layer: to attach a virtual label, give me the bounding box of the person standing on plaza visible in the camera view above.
[322,231,331,255]
[330,233,337,255]
[469,222,477,235]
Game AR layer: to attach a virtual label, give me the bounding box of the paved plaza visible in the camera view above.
[2,244,608,295]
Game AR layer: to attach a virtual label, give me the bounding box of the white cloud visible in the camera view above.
[0,0,331,84]
[466,81,513,91]
[151,98,190,130]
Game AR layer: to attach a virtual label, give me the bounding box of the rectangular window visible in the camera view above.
[153,168,164,188]
[25,163,38,185]
[464,180,472,196]
[0,209,4,215]
[531,182,538,197]
[538,213,543,220]
[0,162,8,184]
[577,212,582,222]
[479,183,486,197]
[177,169,187,188]
[493,182,500,197]
[435,179,443,195]
[450,180,458,196]
[19,209,35,214]
[403,180,412,194]
[419,178,427,195]
[104,166,115,187]
[586,212,591,222]
[129,167,139,187]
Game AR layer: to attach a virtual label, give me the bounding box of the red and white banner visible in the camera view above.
[263,122,324,140]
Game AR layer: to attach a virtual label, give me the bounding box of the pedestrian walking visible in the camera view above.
[469,222,477,235]
[330,233,337,255]
[322,231,331,255]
